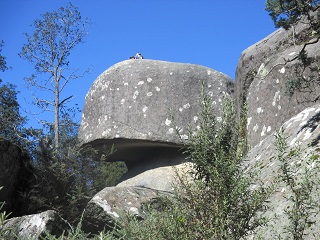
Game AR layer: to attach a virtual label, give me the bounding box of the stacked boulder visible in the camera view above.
[78,59,233,233]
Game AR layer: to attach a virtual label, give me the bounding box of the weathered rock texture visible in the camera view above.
[79,60,233,234]
[0,139,33,214]
[1,210,69,239]
[82,186,172,234]
[246,105,320,239]
[79,59,233,163]
[235,20,320,147]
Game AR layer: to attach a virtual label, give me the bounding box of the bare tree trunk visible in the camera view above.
[54,72,60,151]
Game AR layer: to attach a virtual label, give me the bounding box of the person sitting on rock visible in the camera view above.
[135,52,143,59]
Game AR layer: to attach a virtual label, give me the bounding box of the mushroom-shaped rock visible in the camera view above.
[79,59,233,163]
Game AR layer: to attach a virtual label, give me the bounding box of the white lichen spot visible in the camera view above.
[120,99,125,105]
[276,79,280,84]
[165,118,172,126]
[168,128,174,134]
[133,90,139,99]
[290,137,297,146]
[278,105,282,110]
[253,124,259,132]
[115,134,120,138]
[258,63,265,75]
[101,95,105,100]
[267,126,271,132]
[257,107,263,114]
[183,103,191,109]
[179,107,184,112]
[196,125,200,130]
[129,207,139,215]
[147,77,152,82]
[207,70,211,75]
[279,67,285,74]
[147,92,153,97]
[247,117,252,129]
[272,91,280,106]
[143,114,147,118]
[170,72,173,75]
[155,86,161,92]
[208,91,213,97]
[288,51,296,56]
[208,84,212,88]
[181,134,188,140]
[218,98,222,102]
[256,97,259,101]
[261,125,266,136]
[129,106,132,109]
[217,117,222,122]
[116,88,120,91]
[142,106,148,112]
[303,128,313,141]
[212,101,217,105]
[281,187,286,193]
[138,81,144,85]
[113,125,118,129]
[124,82,129,86]
[193,116,198,122]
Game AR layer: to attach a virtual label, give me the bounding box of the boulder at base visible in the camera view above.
[1,210,69,239]
[82,186,172,234]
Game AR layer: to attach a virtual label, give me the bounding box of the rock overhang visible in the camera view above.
[79,59,233,162]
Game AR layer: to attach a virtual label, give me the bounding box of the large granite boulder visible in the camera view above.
[1,210,69,239]
[0,139,33,214]
[246,104,320,239]
[235,20,320,147]
[79,59,233,163]
[82,186,173,234]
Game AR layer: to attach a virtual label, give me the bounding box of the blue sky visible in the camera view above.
[0,0,276,128]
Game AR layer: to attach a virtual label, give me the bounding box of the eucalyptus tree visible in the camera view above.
[20,3,91,151]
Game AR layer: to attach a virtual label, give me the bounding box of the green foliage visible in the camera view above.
[274,129,320,239]
[23,122,99,225]
[0,187,12,237]
[173,92,272,239]
[0,80,27,143]
[265,0,320,30]
[93,162,127,191]
[0,40,8,73]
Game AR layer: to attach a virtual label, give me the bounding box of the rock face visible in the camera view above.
[82,186,172,234]
[0,139,33,214]
[235,20,320,147]
[245,105,320,239]
[79,59,233,163]
[1,210,69,239]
